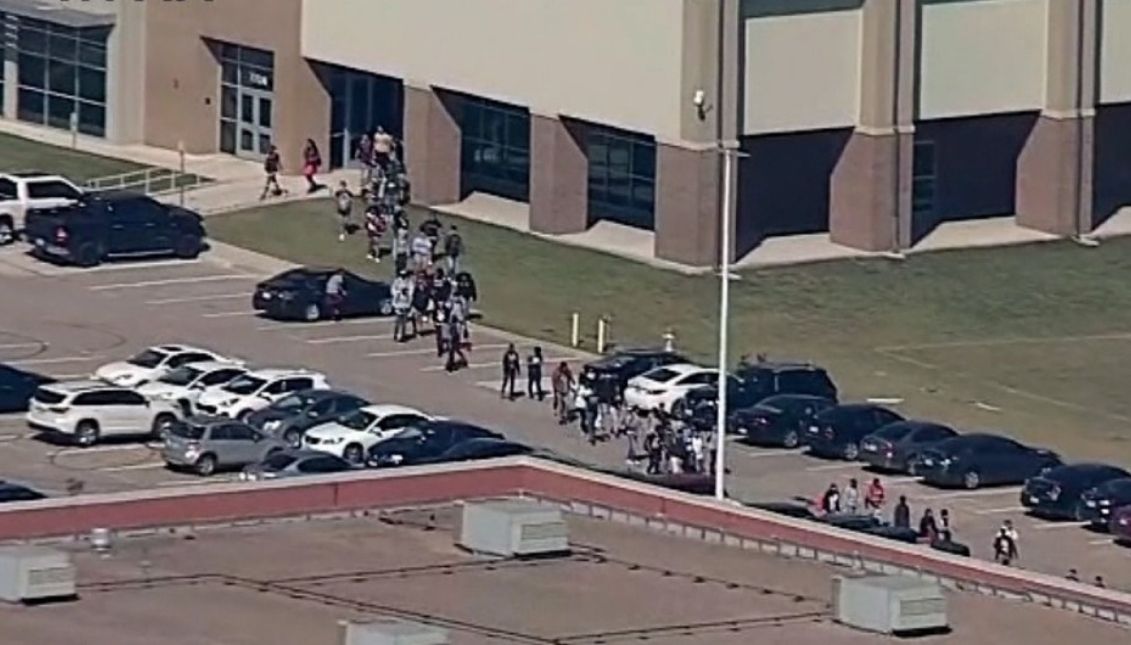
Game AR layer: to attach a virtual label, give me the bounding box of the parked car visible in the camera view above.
[749,501,920,544]
[367,420,503,468]
[1079,477,1131,530]
[623,363,717,413]
[247,389,369,447]
[913,433,1061,490]
[419,438,534,465]
[303,404,432,464]
[25,192,205,266]
[136,360,249,415]
[1021,463,1131,521]
[0,481,47,504]
[804,404,904,460]
[239,449,353,481]
[859,421,959,474]
[194,368,330,420]
[579,348,688,396]
[0,172,85,244]
[1111,506,1131,545]
[732,360,838,405]
[729,394,835,448]
[0,363,53,414]
[96,345,228,388]
[26,380,181,447]
[162,417,287,476]
[252,268,394,322]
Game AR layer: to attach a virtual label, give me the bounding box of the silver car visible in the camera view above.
[162,417,287,476]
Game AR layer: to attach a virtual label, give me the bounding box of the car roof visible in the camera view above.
[242,368,322,379]
[738,360,822,372]
[647,362,709,376]
[297,388,358,400]
[1047,463,1127,475]
[357,403,427,417]
[40,380,115,394]
[179,360,243,372]
[150,344,213,354]
[94,190,152,203]
[826,403,883,413]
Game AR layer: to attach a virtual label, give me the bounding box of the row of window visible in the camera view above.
[460,97,532,202]
[588,130,656,228]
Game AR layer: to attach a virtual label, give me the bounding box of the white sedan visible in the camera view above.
[303,404,433,464]
[95,345,228,388]
[623,363,718,413]
[135,361,249,415]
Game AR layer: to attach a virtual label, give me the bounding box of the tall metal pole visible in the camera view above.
[714,147,732,501]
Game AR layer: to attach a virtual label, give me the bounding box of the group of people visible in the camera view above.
[819,479,959,545]
[261,138,328,200]
[389,266,477,372]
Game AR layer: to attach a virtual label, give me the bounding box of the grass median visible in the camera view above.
[208,200,1131,463]
[0,132,147,182]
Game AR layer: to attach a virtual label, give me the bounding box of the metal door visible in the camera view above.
[237,88,274,160]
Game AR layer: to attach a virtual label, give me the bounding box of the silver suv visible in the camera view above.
[162,417,287,476]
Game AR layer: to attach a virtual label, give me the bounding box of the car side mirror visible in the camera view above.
[259,392,272,400]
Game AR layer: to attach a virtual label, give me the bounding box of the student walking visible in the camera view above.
[356,133,374,192]
[333,181,354,242]
[323,269,346,322]
[302,139,324,194]
[501,344,521,400]
[260,145,283,200]
[551,362,574,424]
[363,206,386,262]
[410,231,432,272]
[527,347,545,401]
[391,271,413,342]
[443,225,464,274]
[445,303,467,372]
[392,225,410,274]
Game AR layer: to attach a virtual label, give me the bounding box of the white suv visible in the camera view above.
[26,380,181,447]
[0,172,85,244]
[303,404,432,464]
[194,369,330,420]
[95,345,229,388]
[136,361,249,415]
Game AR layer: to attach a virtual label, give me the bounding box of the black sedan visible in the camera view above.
[367,420,503,467]
[804,404,904,460]
[419,438,534,465]
[0,364,53,414]
[252,268,393,322]
[913,434,1061,490]
[246,389,369,447]
[0,481,47,504]
[580,348,687,395]
[859,421,959,474]
[730,394,835,448]
[1079,477,1131,530]
[1021,463,1131,521]
[749,501,920,544]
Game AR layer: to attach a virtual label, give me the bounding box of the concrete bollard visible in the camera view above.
[570,312,581,348]
[597,318,609,354]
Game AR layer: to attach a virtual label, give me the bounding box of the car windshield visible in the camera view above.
[32,388,66,405]
[642,368,678,383]
[262,453,297,470]
[224,375,266,395]
[159,365,204,386]
[273,393,315,412]
[873,424,913,440]
[339,410,378,431]
[127,349,169,368]
[168,422,205,440]
[391,427,425,440]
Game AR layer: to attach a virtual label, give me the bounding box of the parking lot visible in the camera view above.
[0,242,1127,590]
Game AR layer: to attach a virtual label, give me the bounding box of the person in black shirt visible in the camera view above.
[527,347,545,401]
[501,344,521,400]
[260,146,283,200]
[893,495,911,529]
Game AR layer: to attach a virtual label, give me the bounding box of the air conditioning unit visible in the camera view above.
[0,546,77,603]
[340,619,448,645]
[832,574,948,635]
[458,500,569,558]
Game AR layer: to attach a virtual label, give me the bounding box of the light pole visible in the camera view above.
[714,144,735,500]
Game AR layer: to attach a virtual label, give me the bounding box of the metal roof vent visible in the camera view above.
[0,546,77,604]
[339,618,449,645]
[457,500,570,558]
[832,574,948,636]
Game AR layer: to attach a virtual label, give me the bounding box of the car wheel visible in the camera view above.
[236,409,254,422]
[173,235,202,259]
[842,442,860,461]
[378,299,394,316]
[782,430,800,449]
[195,454,217,477]
[344,443,364,465]
[0,219,13,246]
[151,413,176,439]
[75,243,102,268]
[75,420,100,447]
[962,469,981,490]
[303,303,321,322]
[284,430,301,448]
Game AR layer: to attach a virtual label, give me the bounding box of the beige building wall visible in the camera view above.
[1099,0,1131,104]
[918,0,1048,120]
[742,8,862,134]
[106,0,146,144]
[300,0,686,140]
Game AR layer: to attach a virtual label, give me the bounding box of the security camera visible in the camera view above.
[693,90,706,108]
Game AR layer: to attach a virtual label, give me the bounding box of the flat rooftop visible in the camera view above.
[1,506,1125,645]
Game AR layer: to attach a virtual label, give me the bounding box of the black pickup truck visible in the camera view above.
[25,192,206,267]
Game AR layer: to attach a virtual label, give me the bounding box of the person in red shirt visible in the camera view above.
[302,138,323,194]
[864,477,886,514]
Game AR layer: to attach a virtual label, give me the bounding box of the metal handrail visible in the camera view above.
[83,167,206,196]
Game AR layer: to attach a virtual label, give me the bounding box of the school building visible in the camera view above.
[1,0,1129,266]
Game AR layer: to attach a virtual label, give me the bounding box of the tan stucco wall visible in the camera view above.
[918,0,1048,120]
[1100,0,1131,104]
[143,0,329,167]
[300,0,686,140]
[742,8,862,134]
[105,0,146,144]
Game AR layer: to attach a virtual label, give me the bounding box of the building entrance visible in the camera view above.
[217,42,275,160]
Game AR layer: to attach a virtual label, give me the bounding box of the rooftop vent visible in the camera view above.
[339,618,448,645]
[457,500,569,558]
[0,546,77,604]
[832,574,948,636]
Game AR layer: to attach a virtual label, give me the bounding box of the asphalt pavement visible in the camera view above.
[0,242,1126,590]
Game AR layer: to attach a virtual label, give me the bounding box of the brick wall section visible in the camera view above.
[1016,114,1095,236]
[830,130,913,251]
[403,86,462,205]
[529,115,590,234]
[654,143,721,266]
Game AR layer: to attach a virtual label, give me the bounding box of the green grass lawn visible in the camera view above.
[208,201,1131,464]
[0,132,148,182]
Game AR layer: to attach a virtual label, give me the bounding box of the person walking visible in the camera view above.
[260,145,283,200]
[302,138,324,194]
[551,362,574,424]
[356,133,374,193]
[410,231,432,272]
[993,527,1018,566]
[373,126,394,167]
[501,344,521,400]
[644,430,662,475]
[843,478,861,514]
[865,477,887,516]
[893,495,911,529]
[445,302,467,372]
[443,225,464,274]
[420,212,443,259]
[390,271,413,342]
[527,347,545,402]
[938,508,953,542]
[323,269,346,322]
[392,224,410,274]
[820,483,841,515]
[333,181,354,242]
[918,508,939,542]
[363,206,387,262]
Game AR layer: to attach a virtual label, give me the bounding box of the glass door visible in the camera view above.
[237,89,273,160]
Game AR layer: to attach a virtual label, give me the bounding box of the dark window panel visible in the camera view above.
[220,85,237,120]
[632,143,656,178]
[78,101,105,137]
[78,42,106,69]
[17,27,47,54]
[46,93,75,130]
[79,25,112,44]
[17,53,46,88]
[17,88,45,124]
[78,66,104,103]
[221,61,237,85]
[219,119,237,154]
[48,59,76,96]
[239,46,274,70]
[49,33,77,61]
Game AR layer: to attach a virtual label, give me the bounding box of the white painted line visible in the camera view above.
[308,334,392,345]
[79,259,203,273]
[147,293,250,305]
[1031,521,1087,531]
[421,353,571,373]
[154,478,232,487]
[52,444,152,456]
[1089,538,1114,546]
[90,274,256,291]
[742,449,805,459]
[8,355,100,367]
[0,342,42,351]
[99,462,167,473]
[804,462,863,473]
[370,343,508,360]
[974,506,1026,515]
[257,318,392,332]
[202,310,258,318]
[921,487,1021,501]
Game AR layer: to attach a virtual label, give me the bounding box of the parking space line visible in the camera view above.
[308,334,393,345]
[1089,538,1114,546]
[369,343,507,359]
[922,487,1021,501]
[421,354,572,373]
[1031,521,1086,531]
[0,342,43,350]
[99,462,167,473]
[742,449,805,459]
[147,293,251,305]
[202,310,259,318]
[974,506,1026,515]
[804,462,861,472]
[90,274,257,291]
[75,259,204,273]
[8,355,100,367]
[257,319,392,332]
[52,444,153,456]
